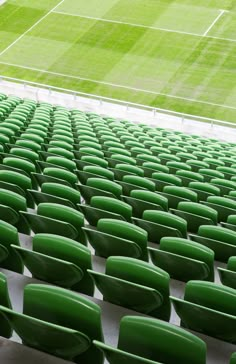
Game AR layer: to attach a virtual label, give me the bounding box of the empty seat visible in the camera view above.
[175,169,204,186]
[78,178,122,203]
[21,203,86,244]
[12,233,94,295]
[133,210,187,243]
[78,196,132,225]
[0,284,104,363]
[218,256,236,290]
[151,173,182,191]
[161,186,198,209]
[149,237,214,282]
[83,218,148,260]
[171,202,218,233]
[88,256,170,320]
[94,315,206,364]
[120,175,156,195]
[203,196,236,222]
[210,178,236,195]
[171,281,236,343]
[188,181,220,201]
[190,225,236,262]
[0,220,23,273]
[123,189,168,218]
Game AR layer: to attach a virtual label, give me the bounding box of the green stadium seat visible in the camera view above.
[0,220,23,273]
[203,196,236,222]
[151,173,182,191]
[83,218,148,260]
[218,256,236,290]
[171,201,217,232]
[188,181,220,201]
[186,160,209,172]
[176,169,204,186]
[21,203,86,244]
[210,178,236,195]
[171,281,236,342]
[161,186,198,208]
[166,161,191,174]
[94,315,206,364]
[133,210,187,243]
[78,196,131,225]
[0,284,103,363]
[122,189,168,218]
[149,237,214,282]
[78,178,122,203]
[12,233,94,295]
[88,256,170,319]
[190,225,236,262]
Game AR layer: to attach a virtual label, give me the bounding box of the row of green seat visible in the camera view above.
[0,272,235,363]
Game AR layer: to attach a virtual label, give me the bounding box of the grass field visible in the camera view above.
[0,0,235,122]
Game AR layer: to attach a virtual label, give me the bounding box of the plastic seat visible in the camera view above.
[0,220,23,273]
[176,170,204,186]
[76,165,114,184]
[45,156,76,172]
[40,183,81,207]
[222,214,236,232]
[190,225,236,262]
[123,190,168,218]
[78,196,132,225]
[158,153,180,165]
[149,237,214,282]
[94,315,206,364]
[216,166,236,180]
[218,256,236,290]
[107,154,136,167]
[89,256,170,319]
[198,168,224,182]
[151,173,182,191]
[161,186,198,209]
[78,178,122,203]
[171,281,236,343]
[203,196,236,222]
[210,178,236,195]
[120,175,156,194]
[12,234,94,295]
[112,164,144,180]
[141,162,169,177]
[171,202,218,233]
[186,160,209,172]
[0,188,29,233]
[83,219,148,260]
[133,210,187,243]
[0,284,103,363]
[136,153,161,165]
[188,181,220,201]
[21,203,86,244]
[42,167,77,186]
[0,272,13,338]
[166,161,191,174]
[203,157,225,169]
[177,152,197,162]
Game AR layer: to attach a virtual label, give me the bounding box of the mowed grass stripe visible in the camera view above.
[0,0,61,52]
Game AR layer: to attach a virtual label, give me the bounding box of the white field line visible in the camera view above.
[0,60,236,110]
[53,10,236,43]
[0,0,66,57]
[203,9,226,36]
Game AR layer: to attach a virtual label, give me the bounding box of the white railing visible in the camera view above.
[0,75,236,141]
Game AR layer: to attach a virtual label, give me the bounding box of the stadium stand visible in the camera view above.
[0,92,236,363]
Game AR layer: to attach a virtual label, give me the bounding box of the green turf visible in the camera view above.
[0,0,235,122]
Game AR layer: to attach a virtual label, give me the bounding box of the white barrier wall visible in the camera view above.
[0,77,236,143]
